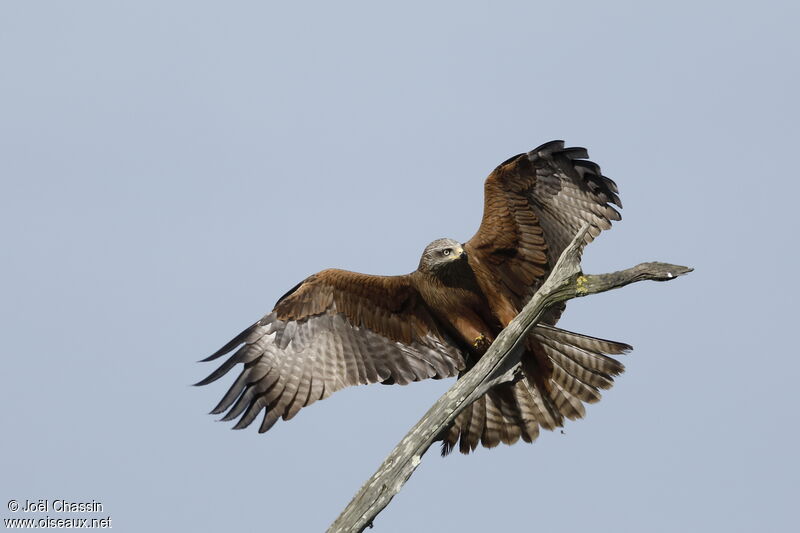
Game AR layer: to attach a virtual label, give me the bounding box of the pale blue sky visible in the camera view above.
[2,1,798,531]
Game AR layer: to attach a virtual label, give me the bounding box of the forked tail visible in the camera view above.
[440,324,631,455]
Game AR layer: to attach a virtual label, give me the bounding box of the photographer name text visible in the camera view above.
[11,500,103,513]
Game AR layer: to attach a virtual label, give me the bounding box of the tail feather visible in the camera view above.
[551,365,602,403]
[463,393,486,453]
[439,325,630,455]
[550,380,587,420]
[493,385,524,445]
[537,336,625,374]
[511,381,541,443]
[540,342,615,389]
[479,394,503,449]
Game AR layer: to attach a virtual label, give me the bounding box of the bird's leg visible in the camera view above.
[452,315,494,353]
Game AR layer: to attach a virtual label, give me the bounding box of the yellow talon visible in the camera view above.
[473,334,489,349]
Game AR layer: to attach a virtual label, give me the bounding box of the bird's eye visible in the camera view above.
[442,249,451,256]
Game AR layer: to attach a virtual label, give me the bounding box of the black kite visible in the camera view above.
[197,140,630,454]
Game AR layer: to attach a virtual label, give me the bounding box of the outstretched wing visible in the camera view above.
[196,269,465,433]
[465,140,622,309]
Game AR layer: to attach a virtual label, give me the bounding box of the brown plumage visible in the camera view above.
[197,140,631,454]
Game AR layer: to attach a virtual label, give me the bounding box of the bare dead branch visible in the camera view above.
[327,225,692,532]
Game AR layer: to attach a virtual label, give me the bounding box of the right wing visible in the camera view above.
[196,269,465,433]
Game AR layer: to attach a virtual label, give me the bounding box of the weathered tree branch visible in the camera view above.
[328,225,692,532]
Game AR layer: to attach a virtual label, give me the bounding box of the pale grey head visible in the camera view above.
[418,238,467,273]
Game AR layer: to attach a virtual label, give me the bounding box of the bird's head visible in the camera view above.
[418,238,467,274]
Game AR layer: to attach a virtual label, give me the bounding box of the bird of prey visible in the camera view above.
[197,140,630,455]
